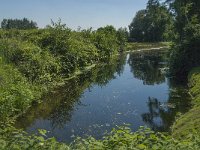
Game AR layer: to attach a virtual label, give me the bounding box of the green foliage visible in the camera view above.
[172,67,200,138]
[0,60,38,123]
[168,0,200,77]
[116,27,128,51]
[3,17,199,149]
[93,25,120,59]
[0,125,70,150]
[129,10,147,42]
[0,21,127,124]
[1,18,37,30]
[129,0,174,42]
[1,125,199,150]
[0,23,125,75]
[0,39,61,86]
[188,67,200,103]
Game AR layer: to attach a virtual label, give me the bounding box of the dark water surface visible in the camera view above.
[15,49,191,142]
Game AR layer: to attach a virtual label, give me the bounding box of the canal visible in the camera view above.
[15,49,191,142]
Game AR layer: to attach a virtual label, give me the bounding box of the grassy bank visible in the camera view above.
[172,67,200,138]
[126,42,171,51]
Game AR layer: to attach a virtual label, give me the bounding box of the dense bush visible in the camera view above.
[1,126,200,150]
[0,23,127,123]
[168,0,200,77]
[0,39,61,86]
[0,60,39,123]
[0,24,126,75]
[93,26,119,59]
[0,126,69,150]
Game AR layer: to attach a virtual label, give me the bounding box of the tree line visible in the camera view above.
[129,0,200,78]
[1,18,37,29]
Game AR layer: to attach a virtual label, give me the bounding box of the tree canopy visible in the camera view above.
[129,0,174,42]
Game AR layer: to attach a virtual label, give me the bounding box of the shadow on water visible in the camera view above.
[128,49,167,85]
[15,49,191,142]
[141,84,191,132]
[15,54,127,138]
[127,49,191,132]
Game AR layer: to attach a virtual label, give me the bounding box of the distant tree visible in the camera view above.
[129,0,174,42]
[116,27,128,50]
[1,19,7,29]
[1,18,37,29]
[94,25,119,57]
[129,10,147,42]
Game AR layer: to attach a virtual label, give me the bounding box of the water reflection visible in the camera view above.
[128,50,167,85]
[15,49,191,142]
[142,85,191,132]
[15,77,91,130]
[15,54,127,130]
[128,50,190,131]
[95,54,126,86]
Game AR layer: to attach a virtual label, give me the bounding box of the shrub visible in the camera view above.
[0,39,62,87]
[0,60,38,122]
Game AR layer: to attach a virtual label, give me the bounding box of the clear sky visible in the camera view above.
[0,0,148,29]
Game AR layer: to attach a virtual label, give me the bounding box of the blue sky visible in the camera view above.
[0,0,148,29]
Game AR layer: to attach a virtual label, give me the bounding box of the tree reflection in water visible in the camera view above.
[142,86,191,132]
[15,54,127,130]
[128,49,167,85]
[127,49,191,132]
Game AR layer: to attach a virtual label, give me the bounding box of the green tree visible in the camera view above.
[129,10,147,42]
[129,0,174,42]
[116,27,128,51]
[93,25,119,59]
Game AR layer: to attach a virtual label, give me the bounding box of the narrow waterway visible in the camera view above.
[15,49,191,142]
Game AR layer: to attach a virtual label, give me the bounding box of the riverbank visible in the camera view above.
[0,26,126,123]
[1,47,200,149]
[58,43,170,84]
[172,67,200,138]
[126,42,171,52]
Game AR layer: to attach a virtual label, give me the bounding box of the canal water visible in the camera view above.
[15,49,191,142]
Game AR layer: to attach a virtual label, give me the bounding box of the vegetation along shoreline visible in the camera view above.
[0,0,200,149]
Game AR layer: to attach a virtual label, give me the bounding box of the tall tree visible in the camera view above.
[129,10,147,42]
[129,0,174,42]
